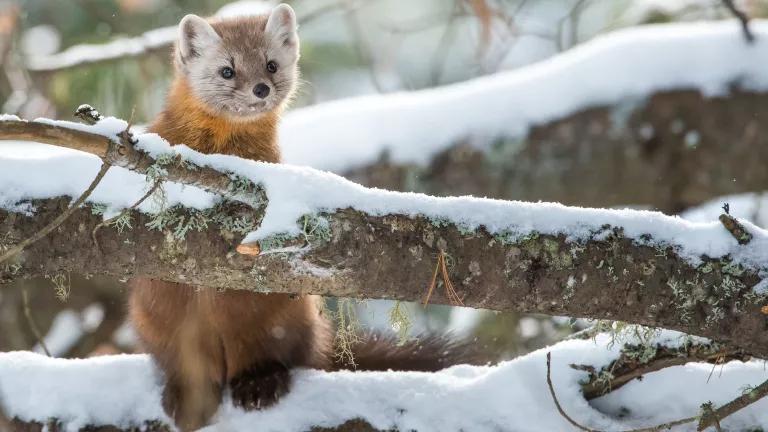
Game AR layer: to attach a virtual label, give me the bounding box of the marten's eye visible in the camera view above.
[220,67,235,79]
[266,61,278,74]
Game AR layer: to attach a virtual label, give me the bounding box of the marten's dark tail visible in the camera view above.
[332,332,490,372]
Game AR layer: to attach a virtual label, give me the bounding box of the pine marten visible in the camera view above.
[128,5,482,431]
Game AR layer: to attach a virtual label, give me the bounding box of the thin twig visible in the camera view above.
[92,180,162,249]
[423,251,464,306]
[0,162,111,264]
[697,378,768,430]
[21,287,50,357]
[439,252,463,306]
[423,252,442,306]
[547,352,699,432]
[722,0,755,43]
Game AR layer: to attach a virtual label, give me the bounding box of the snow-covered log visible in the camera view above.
[1,114,768,361]
[3,330,768,432]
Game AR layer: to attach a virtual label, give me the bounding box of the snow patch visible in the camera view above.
[279,20,768,172]
[2,331,767,432]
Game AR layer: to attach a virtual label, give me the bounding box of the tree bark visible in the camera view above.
[2,195,767,358]
[345,89,768,214]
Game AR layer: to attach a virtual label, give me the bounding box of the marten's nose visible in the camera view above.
[253,83,270,99]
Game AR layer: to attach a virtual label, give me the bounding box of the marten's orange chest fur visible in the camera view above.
[152,79,281,162]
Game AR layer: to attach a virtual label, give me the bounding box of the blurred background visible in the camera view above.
[1,0,767,361]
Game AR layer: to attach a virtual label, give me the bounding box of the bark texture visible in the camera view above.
[2,197,767,358]
[346,89,768,213]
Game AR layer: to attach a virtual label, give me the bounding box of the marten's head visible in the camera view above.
[175,4,299,120]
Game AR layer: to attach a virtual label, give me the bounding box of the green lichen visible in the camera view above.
[300,214,331,245]
[388,301,412,345]
[331,298,362,368]
[623,342,658,364]
[427,216,451,229]
[259,232,294,252]
[699,262,714,274]
[227,174,260,197]
[493,229,519,245]
[45,271,71,302]
[722,261,746,277]
[91,203,108,216]
[210,211,256,235]
[108,212,133,234]
[146,205,212,240]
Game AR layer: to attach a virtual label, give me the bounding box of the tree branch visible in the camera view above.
[697,378,768,430]
[2,115,768,361]
[573,340,749,400]
[0,161,111,264]
[547,352,699,432]
[21,287,50,357]
[722,0,754,43]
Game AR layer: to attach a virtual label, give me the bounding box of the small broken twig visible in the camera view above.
[719,213,752,245]
[22,287,51,357]
[0,162,111,265]
[722,0,755,43]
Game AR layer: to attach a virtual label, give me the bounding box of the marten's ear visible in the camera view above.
[178,14,220,63]
[265,4,298,49]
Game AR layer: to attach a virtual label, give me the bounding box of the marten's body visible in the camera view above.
[129,6,480,431]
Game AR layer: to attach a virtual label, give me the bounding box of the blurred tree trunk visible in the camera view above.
[346,89,768,214]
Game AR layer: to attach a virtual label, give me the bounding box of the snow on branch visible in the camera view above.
[279,20,768,172]
[2,113,768,361]
[3,329,768,431]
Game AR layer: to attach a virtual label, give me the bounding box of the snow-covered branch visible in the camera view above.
[3,329,768,431]
[2,114,768,361]
[280,21,768,213]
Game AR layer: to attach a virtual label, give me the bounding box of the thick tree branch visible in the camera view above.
[2,196,768,357]
[2,115,768,361]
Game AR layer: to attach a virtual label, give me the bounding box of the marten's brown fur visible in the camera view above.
[128,6,483,431]
[149,78,281,162]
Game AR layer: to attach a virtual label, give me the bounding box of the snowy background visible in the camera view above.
[2,0,768,430]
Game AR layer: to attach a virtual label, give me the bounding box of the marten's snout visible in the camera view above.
[253,83,271,99]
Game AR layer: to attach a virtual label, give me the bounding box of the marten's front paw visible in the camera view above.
[230,362,291,410]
